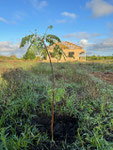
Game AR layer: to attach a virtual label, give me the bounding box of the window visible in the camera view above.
[68,52,74,57]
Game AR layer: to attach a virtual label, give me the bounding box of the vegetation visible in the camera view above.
[87,55,113,61]
[20,25,66,141]
[23,51,36,60]
[0,55,18,60]
[0,61,113,149]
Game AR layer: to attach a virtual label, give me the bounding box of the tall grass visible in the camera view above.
[0,62,113,149]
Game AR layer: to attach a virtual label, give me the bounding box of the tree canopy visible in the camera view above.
[20,26,66,60]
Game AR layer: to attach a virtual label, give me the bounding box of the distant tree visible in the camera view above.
[20,25,66,141]
[23,50,36,60]
[20,34,36,60]
[87,55,113,61]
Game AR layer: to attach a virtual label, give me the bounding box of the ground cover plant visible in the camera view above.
[0,61,113,150]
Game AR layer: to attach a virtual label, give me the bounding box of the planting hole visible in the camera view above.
[32,113,78,149]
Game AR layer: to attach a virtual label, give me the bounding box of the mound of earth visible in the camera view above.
[91,72,113,85]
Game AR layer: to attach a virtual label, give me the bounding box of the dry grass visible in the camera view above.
[0,60,38,75]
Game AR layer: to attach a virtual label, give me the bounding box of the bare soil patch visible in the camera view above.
[91,72,113,85]
[31,113,78,149]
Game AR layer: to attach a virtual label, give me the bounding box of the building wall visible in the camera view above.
[43,48,86,62]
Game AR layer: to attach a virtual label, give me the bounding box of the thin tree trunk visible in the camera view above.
[42,39,55,141]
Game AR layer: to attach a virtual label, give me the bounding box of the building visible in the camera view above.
[44,41,86,62]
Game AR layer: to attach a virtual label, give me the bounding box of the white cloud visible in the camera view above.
[63,32,91,39]
[0,41,27,58]
[63,32,101,39]
[63,31,113,55]
[0,41,19,52]
[61,12,77,19]
[56,19,67,24]
[0,17,8,23]
[30,0,48,10]
[102,38,113,48]
[86,0,113,17]
[79,38,113,55]
[79,39,89,47]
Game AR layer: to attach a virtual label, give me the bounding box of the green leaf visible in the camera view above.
[20,34,34,48]
[48,25,53,29]
[46,34,61,45]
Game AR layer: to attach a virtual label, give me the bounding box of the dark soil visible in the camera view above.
[91,72,113,85]
[31,113,78,150]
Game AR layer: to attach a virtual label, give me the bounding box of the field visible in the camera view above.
[0,59,113,150]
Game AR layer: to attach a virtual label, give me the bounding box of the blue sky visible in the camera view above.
[0,0,113,57]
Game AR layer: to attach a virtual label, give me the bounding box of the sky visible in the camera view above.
[0,0,113,57]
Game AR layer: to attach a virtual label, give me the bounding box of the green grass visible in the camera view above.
[0,61,113,149]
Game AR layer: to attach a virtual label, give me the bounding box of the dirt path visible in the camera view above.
[91,72,113,85]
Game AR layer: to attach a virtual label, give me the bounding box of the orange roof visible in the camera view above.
[48,41,83,50]
[61,41,83,49]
